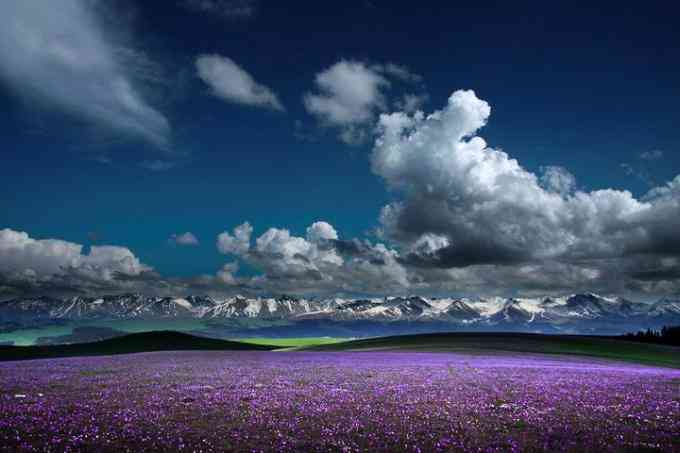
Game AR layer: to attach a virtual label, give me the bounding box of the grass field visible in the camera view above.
[235,337,346,347]
[302,332,680,368]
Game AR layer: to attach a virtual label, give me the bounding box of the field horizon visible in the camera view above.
[2,329,679,369]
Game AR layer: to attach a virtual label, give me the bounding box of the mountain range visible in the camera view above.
[2,293,679,338]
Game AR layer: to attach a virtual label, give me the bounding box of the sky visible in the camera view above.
[1,0,680,300]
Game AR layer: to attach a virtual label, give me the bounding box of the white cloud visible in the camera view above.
[203,87,680,296]
[303,61,389,144]
[196,55,284,111]
[181,0,256,19]
[370,89,680,273]
[216,262,239,285]
[540,166,576,195]
[304,60,388,125]
[303,60,427,145]
[214,221,415,294]
[0,0,170,148]
[170,232,199,246]
[306,221,339,243]
[0,228,150,293]
[372,63,423,83]
[395,93,428,113]
[640,149,663,160]
[217,222,253,255]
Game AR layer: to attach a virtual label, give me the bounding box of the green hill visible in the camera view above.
[300,332,680,368]
[0,330,279,362]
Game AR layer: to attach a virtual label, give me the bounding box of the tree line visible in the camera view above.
[621,325,680,346]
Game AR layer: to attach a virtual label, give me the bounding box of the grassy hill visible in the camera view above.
[3,331,678,368]
[300,332,680,368]
[0,330,279,362]
[236,337,345,347]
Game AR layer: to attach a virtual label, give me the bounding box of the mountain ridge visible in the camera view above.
[2,293,679,335]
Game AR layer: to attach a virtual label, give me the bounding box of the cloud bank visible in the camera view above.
[0,228,152,296]
[0,0,171,148]
[211,90,680,298]
[3,91,680,299]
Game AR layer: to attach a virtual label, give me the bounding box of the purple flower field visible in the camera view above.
[1,351,678,452]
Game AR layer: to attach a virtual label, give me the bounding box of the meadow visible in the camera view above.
[0,322,346,347]
[0,350,678,452]
[236,337,344,347]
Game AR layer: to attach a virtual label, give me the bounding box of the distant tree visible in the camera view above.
[621,325,680,346]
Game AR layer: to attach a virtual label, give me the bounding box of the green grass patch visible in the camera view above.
[235,337,346,347]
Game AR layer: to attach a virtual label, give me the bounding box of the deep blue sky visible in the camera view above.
[2,0,679,284]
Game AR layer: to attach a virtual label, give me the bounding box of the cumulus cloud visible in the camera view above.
[303,60,425,144]
[170,232,199,246]
[0,228,153,296]
[304,61,387,135]
[202,90,680,297]
[215,221,412,294]
[196,55,284,111]
[5,87,680,298]
[540,166,576,195]
[217,222,253,255]
[0,0,171,148]
[395,93,429,113]
[306,221,339,243]
[216,262,239,285]
[181,0,256,19]
[371,90,680,275]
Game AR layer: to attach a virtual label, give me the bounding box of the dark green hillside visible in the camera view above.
[302,332,680,368]
[0,330,279,362]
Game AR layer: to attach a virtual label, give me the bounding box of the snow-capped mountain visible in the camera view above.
[1,293,679,334]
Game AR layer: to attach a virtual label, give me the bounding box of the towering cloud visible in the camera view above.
[371,90,680,273]
[196,55,284,111]
[0,0,171,148]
